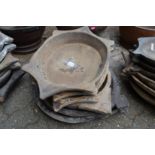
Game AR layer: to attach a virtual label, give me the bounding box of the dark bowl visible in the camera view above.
[0,26,45,53]
[119,26,155,49]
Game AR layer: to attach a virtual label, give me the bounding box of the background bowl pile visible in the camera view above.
[0,26,45,53]
[123,37,155,106]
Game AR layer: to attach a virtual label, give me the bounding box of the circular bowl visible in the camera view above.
[0,26,45,53]
[119,26,155,48]
[23,27,114,99]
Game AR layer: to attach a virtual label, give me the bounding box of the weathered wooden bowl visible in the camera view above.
[22,27,114,99]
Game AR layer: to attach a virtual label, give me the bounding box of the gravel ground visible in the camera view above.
[0,26,155,129]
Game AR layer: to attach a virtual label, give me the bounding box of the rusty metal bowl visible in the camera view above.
[119,26,155,48]
[0,26,45,53]
[23,27,114,99]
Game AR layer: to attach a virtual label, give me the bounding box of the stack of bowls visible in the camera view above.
[123,37,155,106]
[23,27,115,123]
[0,26,45,53]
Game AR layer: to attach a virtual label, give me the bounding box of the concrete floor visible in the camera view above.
[0,26,155,129]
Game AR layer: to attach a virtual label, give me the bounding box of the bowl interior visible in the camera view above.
[35,32,108,86]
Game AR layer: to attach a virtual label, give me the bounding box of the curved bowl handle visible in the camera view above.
[52,26,115,53]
